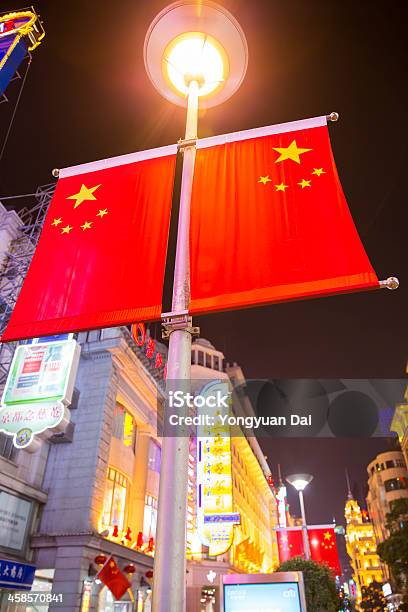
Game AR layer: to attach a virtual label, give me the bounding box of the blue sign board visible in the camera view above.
[25,334,73,344]
[0,559,36,591]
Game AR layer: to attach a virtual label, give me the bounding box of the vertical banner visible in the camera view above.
[196,380,240,556]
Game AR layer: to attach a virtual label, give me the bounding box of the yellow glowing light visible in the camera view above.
[163,32,228,97]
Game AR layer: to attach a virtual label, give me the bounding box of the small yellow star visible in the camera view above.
[81,221,93,231]
[298,179,311,189]
[96,208,108,218]
[258,176,272,185]
[67,184,101,209]
[273,140,312,164]
[275,182,288,192]
[51,217,62,227]
[61,225,73,234]
[312,168,325,176]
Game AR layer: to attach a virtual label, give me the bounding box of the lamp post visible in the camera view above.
[286,473,313,561]
[143,3,247,610]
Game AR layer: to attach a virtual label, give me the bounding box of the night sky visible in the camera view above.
[1,1,407,534]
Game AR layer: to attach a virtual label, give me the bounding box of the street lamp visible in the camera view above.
[286,473,313,561]
[144,3,247,611]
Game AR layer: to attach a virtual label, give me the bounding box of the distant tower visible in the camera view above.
[344,470,385,607]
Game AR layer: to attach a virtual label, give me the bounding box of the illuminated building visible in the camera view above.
[391,377,408,473]
[344,488,384,605]
[366,450,408,544]
[186,339,280,612]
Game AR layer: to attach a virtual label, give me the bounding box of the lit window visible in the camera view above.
[112,403,137,453]
[148,439,161,472]
[143,495,158,540]
[101,468,129,531]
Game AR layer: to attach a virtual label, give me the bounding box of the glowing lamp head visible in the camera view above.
[144,1,248,109]
[286,474,313,492]
[164,32,227,97]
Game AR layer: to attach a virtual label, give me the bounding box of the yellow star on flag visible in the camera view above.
[323,531,332,540]
[273,140,312,164]
[258,176,272,185]
[96,208,108,218]
[298,179,311,189]
[61,224,73,234]
[80,221,93,231]
[312,168,325,176]
[51,217,62,227]
[275,182,288,192]
[67,184,101,209]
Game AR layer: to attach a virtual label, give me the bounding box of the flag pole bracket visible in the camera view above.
[161,311,200,339]
[177,137,197,151]
[327,112,339,122]
[379,276,399,290]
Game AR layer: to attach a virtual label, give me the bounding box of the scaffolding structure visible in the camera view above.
[0,182,54,389]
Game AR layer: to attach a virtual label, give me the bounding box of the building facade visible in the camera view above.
[186,339,279,612]
[366,450,408,544]
[344,492,384,606]
[391,378,408,470]
[0,325,167,612]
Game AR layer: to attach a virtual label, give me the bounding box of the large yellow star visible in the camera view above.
[312,167,325,176]
[273,140,312,164]
[323,531,332,540]
[51,217,62,227]
[67,184,101,209]
[275,182,288,192]
[61,224,73,234]
[258,175,272,185]
[298,179,311,189]
[81,221,93,231]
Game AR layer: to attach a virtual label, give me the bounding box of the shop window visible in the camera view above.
[385,460,395,469]
[112,404,137,453]
[205,353,212,368]
[191,351,196,365]
[148,439,161,473]
[213,355,220,371]
[197,351,204,366]
[384,477,408,492]
[101,468,129,531]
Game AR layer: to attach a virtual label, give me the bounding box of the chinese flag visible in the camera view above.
[276,528,305,563]
[190,116,379,314]
[96,556,131,600]
[308,527,341,575]
[1,146,177,341]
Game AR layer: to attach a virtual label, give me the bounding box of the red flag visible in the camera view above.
[96,556,131,600]
[276,528,305,563]
[1,146,177,341]
[308,527,341,575]
[189,116,378,315]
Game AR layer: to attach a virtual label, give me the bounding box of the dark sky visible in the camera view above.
[1,1,407,533]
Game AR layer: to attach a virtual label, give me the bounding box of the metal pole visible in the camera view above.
[298,490,311,560]
[152,80,199,612]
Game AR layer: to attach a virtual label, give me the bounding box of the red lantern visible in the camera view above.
[145,570,154,579]
[146,338,155,359]
[125,527,132,541]
[131,323,146,347]
[112,525,119,538]
[136,531,144,548]
[94,554,107,566]
[146,537,154,552]
[124,563,136,575]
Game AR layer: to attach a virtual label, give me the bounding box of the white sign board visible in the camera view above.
[0,490,32,552]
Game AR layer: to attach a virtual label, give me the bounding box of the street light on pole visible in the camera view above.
[144,3,247,611]
[286,473,313,561]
